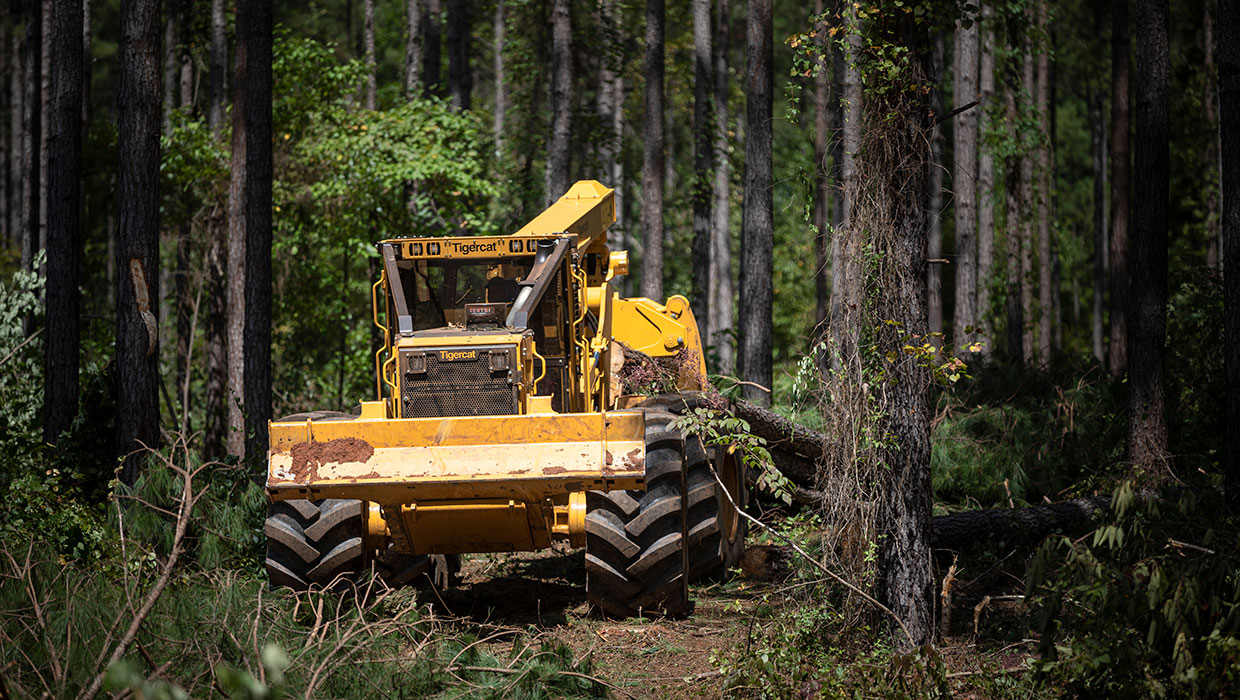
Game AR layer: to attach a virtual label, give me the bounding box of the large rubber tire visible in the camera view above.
[585,410,691,617]
[264,412,449,591]
[633,393,749,580]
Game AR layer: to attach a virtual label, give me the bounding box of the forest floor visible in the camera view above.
[426,540,1038,699]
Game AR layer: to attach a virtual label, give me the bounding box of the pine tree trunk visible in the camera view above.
[976,1,996,361]
[446,0,470,110]
[545,0,571,204]
[209,0,225,133]
[174,0,192,429]
[640,0,664,300]
[1108,0,1130,378]
[710,0,733,373]
[364,0,376,109]
[813,0,831,336]
[691,0,713,349]
[1203,1,1221,269]
[739,0,772,406]
[21,0,41,276]
[1127,0,1169,475]
[926,34,944,345]
[116,0,161,485]
[1020,39,1035,366]
[0,14,8,250]
[38,0,48,260]
[492,0,505,153]
[597,0,620,240]
[161,4,176,134]
[8,24,20,250]
[422,0,441,97]
[1091,89,1108,367]
[405,0,422,98]
[204,0,227,459]
[226,6,249,458]
[831,0,863,366]
[953,8,980,355]
[44,0,83,445]
[1034,0,1053,369]
[1220,0,1240,505]
[240,0,273,463]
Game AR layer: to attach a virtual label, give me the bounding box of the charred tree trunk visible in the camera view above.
[1108,0,1130,379]
[44,0,83,444]
[739,0,772,406]
[953,7,980,354]
[116,0,161,484]
[692,0,713,350]
[405,0,422,98]
[640,0,665,300]
[1221,0,1239,505]
[240,0,273,463]
[545,0,571,204]
[446,0,470,110]
[1127,0,1169,475]
[710,0,733,373]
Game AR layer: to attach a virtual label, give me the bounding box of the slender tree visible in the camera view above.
[545,0,571,203]
[204,0,227,459]
[597,0,623,246]
[405,0,422,97]
[364,0,376,109]
[976,0,996,360]
[1020,29,1035,365]
[173,0,193,424]
[226,48,247,457]
[44,0,83,444]
[926,34,944,343]
[692,0,713,347]
[1034,0,1053,368]
[21,0,41,275]
[1204,1,1220,269]
[831,0,862,360]
[446,0,470,110]
[0,14,7,249]
[1004,79,1026,361]
[422,0,441,97]
[1091,88,1108,367]
[1220,0,1239,504]
[1127,0,1169,475]
[953,5,980,355]
[8,18,21,248]
[492,0,505,153]
[814,0,832,335]
[240,0,273,462]
[1108,0,1130,378]
[116,0,161,484]
[209,0,225,131]
[739,0,772,405]
[710,0,733,372]
[640,0,665,300]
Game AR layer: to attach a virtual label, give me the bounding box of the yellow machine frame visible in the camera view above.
[266,181,707,557]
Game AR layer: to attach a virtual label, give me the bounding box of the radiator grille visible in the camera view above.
[401,349,518,418]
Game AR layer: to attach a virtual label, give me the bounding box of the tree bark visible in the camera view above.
[545,0,571,204]
[116,0,161,484]
[927,34,944,345]
[0,19,7,250]
[422,0,441,98]
[831,0,863,368]
[1220,0,1239,505]
[814,0,832,337]
[1204,1,1221,270]
[640,0,664,301]
[209,0,225,133]
[446,0,470,110]
[1108,0,1130,379]
[952,7,980,355]
[740,0,772,406]
[1034,0,1052,369]
[692,0,713,350]
[405,0,422,98]
[8,23,21,250]
[363,0,376,109]
[44,0,83,444]
[710,0,733,373]
[976,1,995,361]
[21,0,41,276]
[492,0,505,153]
[932,496,1112,549]
[1020,39,1035,366]
[240,0,273,463]
[173,0,192,426]
[1127,0,1169,475]
[1091,89,1108,368]
[204,0,227,459]
[161,2,176,133]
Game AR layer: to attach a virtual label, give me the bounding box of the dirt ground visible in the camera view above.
[422,543,1038,699]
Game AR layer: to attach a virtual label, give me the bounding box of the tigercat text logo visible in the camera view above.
[447,240,499,255]
[439,349,478,362]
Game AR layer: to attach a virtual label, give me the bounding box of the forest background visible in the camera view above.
[0,0,1238,697]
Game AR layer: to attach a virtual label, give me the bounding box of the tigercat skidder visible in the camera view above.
[264,181,746,616]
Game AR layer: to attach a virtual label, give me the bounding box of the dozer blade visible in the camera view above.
[266,411,647,504]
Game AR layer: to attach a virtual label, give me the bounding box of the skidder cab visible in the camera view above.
[265,181,747,617]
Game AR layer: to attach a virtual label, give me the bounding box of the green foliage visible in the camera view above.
[1028,483,1240,698]
[672,406,795,505]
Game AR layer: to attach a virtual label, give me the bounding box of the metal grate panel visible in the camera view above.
[401,349,518,418]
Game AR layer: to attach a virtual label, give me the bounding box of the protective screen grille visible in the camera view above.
[401,350,518,418]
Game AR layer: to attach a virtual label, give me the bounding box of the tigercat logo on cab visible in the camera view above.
[439,349,478,362]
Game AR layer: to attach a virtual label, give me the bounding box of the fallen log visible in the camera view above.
[930,495,1112,550]
[730,399,827,462]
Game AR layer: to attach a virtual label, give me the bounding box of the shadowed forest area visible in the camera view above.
[1,0,1239,697]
